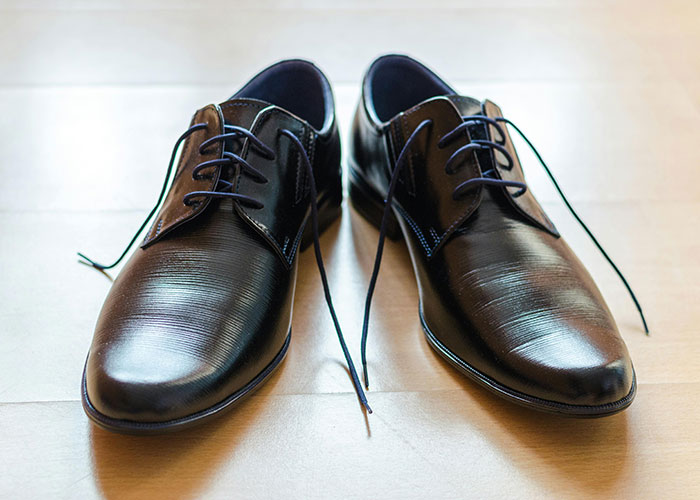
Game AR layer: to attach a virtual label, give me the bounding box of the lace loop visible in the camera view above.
[445,143,484,173]
[471,140,514,170]
[453,177,526,199]
[223,152,268,183]
[439,115,506,147]
[78,122,274,270]
[199,124,275,159]
[191,158,228,180]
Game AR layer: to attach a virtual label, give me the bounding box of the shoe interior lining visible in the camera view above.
[233,60,333,132]
[365,55,454,123]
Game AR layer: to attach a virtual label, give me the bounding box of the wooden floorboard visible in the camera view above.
[1,0,698,498]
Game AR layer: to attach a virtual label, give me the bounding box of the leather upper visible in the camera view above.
[142,104,226,247]
[88,202,297,421]
[85,61,342,423]
[350,55,634,407]
[234,105,339,266]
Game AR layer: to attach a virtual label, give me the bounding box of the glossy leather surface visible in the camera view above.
[84,61,342,428]
[235,106,340,265]
[87,203,297,422]
[349,55,634,412]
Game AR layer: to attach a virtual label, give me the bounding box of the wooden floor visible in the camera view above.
[1,1,699,498]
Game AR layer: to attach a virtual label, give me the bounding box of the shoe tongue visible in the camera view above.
[397,94,484,124]
[444,94,484,117]
[216,96,308,165]
[219,96,309,133]
[218,97,272,129]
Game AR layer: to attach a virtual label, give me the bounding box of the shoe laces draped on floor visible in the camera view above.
[359,114,649,389]
[78,123,372,414]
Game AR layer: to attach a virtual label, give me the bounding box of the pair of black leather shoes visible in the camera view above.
[80,55,647,434]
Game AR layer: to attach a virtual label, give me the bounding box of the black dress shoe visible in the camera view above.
[350,54,647,417]
[79,60,368,433]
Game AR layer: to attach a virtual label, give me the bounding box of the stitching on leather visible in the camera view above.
[286,218,305,265]
[287,125,314,264]
[430,191,480,254]
[286,126,318,265]
[429,227,439,243]
[393,204,431,254]
[158,202,198,234]
[399,115,416,197]
[237,111,286,257]
[239,110,311,265]
[307,130,316,180]
[294,137,303,206]
[299,129,309,204]
[449,95,481,109]
[220,101,265,112]
[398,101,482,256]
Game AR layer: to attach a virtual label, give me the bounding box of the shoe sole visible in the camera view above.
[348,165,635,417]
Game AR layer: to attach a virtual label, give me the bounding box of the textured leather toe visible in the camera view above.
[418,188,635,407]
[349,54,638,414]
[495,324,634,406]
[82,61,345,430]
[85,206,294,423]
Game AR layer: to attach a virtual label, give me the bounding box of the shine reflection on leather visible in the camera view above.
[80,60,353,433]
[350,54,638,416]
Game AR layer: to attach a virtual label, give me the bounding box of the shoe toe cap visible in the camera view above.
[504,325,636,408]
[84,345,220,424]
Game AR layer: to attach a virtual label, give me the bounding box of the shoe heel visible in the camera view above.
[300,175,342,251]
[349,169,402,241]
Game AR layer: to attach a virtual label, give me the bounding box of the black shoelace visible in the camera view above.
[77,122,272,270]
[360,114,649,389]
[79,122,371,413]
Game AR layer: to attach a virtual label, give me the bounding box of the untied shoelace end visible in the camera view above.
[280,128,374,415]
[77,252,106,270]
